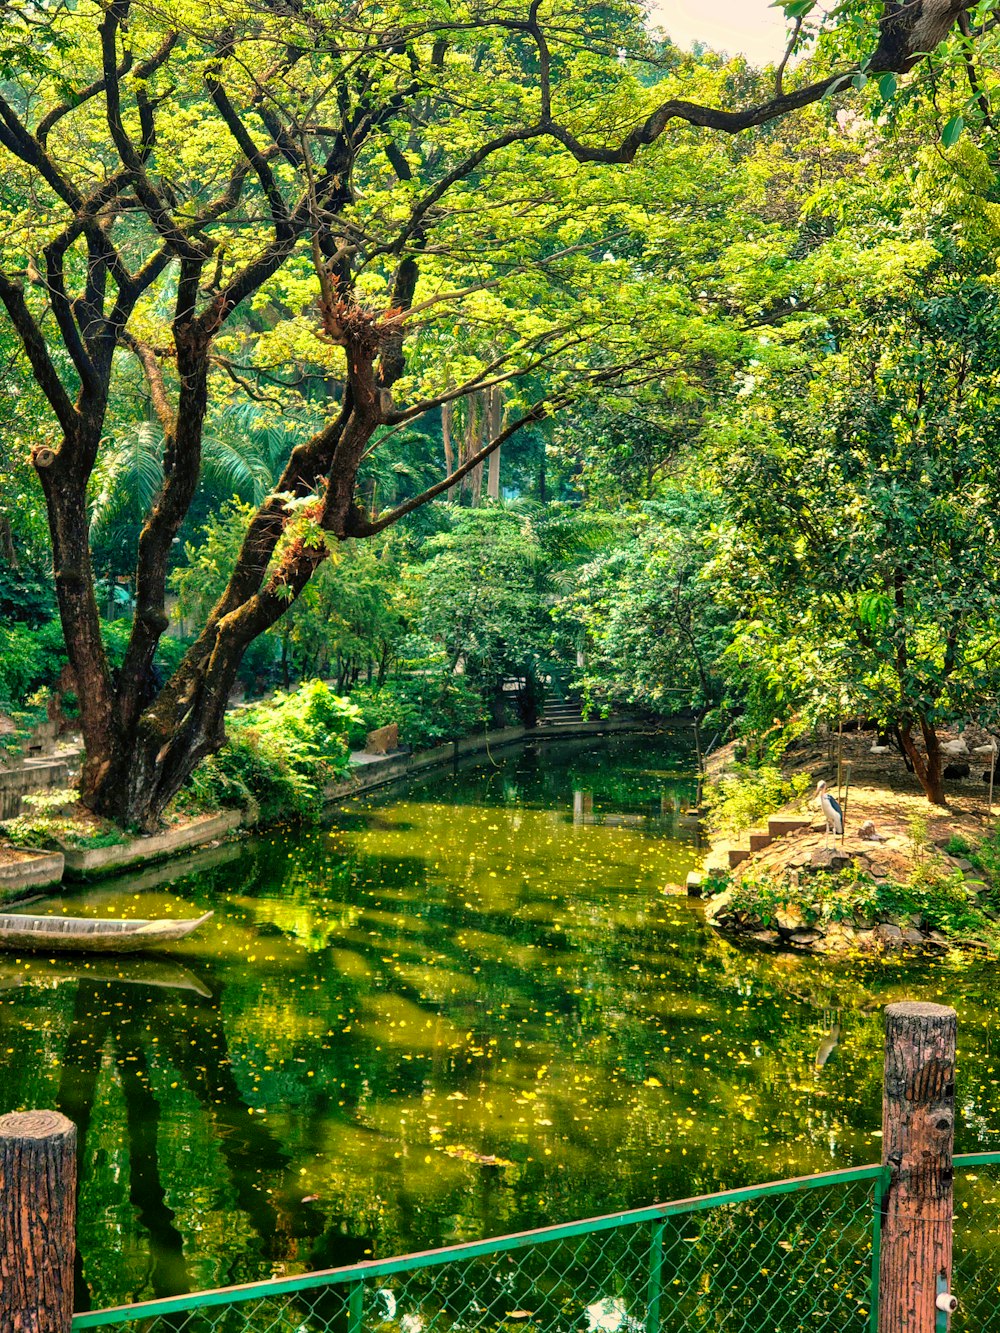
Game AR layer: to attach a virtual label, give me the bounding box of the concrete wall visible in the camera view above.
[325,718,662,803]
[0,757,76,820]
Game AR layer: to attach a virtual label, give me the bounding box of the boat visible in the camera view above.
[0,910,214,954]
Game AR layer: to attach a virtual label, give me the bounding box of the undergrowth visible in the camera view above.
[0,789,129,849]
[174,680,360,824]
[703,765,812,835]
[714,864,996,944]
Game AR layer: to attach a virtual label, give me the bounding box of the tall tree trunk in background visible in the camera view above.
[0,516,15,568]
[442,402,457,501]
[463,391,485,506]
[487,387,502,501]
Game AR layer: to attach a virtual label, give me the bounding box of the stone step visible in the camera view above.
[728,846,751,869]
[686,871,703,897]
[749,830,773,853]
[768,816,813,839]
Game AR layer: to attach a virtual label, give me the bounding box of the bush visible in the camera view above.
[0,619,67,709]
[703,765,813,835]
[346,675,489,751]
[727,863,990,941]
[176,681,360,823]
[0,789,128,849]
[0,615,190,713]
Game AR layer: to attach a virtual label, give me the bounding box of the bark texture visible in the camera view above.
[879,1001,956,1333]
[899,722,947,806]
[0,1109,77,1333]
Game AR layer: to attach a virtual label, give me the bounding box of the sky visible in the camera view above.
[650,0,790,66]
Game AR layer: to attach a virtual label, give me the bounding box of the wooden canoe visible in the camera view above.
[0,910,213,954]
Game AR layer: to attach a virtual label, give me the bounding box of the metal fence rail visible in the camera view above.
[66,1153,1000,1333]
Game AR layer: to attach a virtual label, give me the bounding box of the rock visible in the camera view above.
[825,923,857,948]
[954,858,973,871]
[944,763,971,780]
[750,930,780,946]
[705,890,734,925]
[902,928,925,945]
[869,864,889,879]
[365,723,400,755]
[857,821,886,842]
[965,879,988,895]
[854,914,874,930]
[789,932,820,948]
[806,847,852,873]
[875,923,904,946]
[775,905,805,933]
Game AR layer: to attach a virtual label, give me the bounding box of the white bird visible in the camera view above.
[941,738,969,757]
[816,781,844,840]
[973,742,998,757]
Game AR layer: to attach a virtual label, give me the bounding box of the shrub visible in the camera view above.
[346,675,489,751]
[175,681,360,823]
[0,789,128,849]
[703,765,812,834]
[727,864,991,941]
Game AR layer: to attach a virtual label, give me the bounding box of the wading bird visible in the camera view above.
[816,781,844,842]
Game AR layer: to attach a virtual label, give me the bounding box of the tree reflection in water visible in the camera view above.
[0,734,997,1311]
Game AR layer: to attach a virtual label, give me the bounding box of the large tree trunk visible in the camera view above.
[899,719,948,806]
[35,424,117,805]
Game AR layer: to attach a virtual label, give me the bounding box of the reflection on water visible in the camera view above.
[0,732,998,1312]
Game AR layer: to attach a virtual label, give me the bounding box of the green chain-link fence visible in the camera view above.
[953,1153,1000,1331]
[70,1155,1000,1333]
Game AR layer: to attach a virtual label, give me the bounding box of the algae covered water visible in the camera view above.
[0,731,999,1312]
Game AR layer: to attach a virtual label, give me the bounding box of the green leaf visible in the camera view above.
[878,73,897,101]
[942,114,965,148]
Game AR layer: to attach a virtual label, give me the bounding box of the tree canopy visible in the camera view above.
[0,0,995,823]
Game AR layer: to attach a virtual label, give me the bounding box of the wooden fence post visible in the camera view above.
[0,1109,77,1332]
[879,1001,957,1333]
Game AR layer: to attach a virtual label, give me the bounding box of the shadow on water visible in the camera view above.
[0,730,997,1309]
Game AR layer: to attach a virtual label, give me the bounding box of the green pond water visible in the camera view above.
[2,731,1000,1313]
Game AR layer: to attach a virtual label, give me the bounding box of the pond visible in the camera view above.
[1,730,999,1313]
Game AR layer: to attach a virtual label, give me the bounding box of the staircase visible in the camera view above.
[539,695,586,729]
[704,814,815,874]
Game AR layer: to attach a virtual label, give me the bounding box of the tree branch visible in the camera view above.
[206,57,294,244]
[0,271,77,434]
[121,332,176,438]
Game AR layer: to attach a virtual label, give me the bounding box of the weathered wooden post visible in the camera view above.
[879,1001,957,1333]
[0,1109,77,1332]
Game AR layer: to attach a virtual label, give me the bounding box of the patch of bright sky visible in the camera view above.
[649,1,790,67]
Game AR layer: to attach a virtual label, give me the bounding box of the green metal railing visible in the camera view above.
[70,1154,1000,1333]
